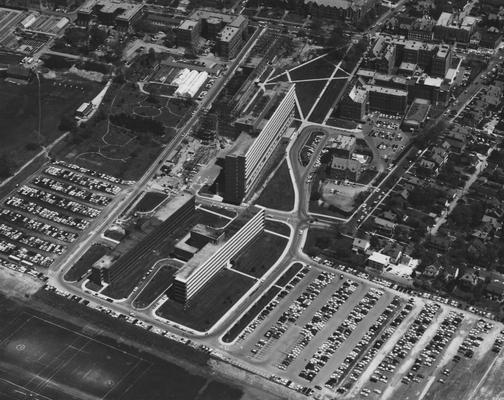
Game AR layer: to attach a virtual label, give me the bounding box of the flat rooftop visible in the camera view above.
[175,234,199,254]
[191,223,220,239]
[368,85,407,96]
[405,98,431,123]
[332,135,356,151]
[219,26,239,42]
[179,19,198,30]
[154,192,194,221]
[436,12,452,27]
[348,86,367,103]
[175,242,220,281]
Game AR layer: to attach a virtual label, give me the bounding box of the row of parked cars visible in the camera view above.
[374,302,440,385]
[237,265,310,343]
[18,185,101,219]
[45,166,122,195]
[32,176,112,207]
[299,288,384,383]
[334,298,415,396]
[250,271,335,358]
[280,278,358,372]
[457,319,493,359]
[6,196,90,231]
[326,296,404,394]
[0,223,65,255]
[53,160,132,186]
[0,208,78,243]
[492,329,504,353]
[0,239,53,268]
[403,310,463,385]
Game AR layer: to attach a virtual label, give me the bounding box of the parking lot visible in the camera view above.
[223,259,504,399]
[0,161,129,270]
[226,265,407,394]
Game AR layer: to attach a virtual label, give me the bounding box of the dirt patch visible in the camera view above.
[0,268,43,299]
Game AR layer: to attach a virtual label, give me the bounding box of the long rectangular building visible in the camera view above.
[224,85,296,204]
[172,209,265,303]
[94,193,195,288]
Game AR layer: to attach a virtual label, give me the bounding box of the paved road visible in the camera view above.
[47,26,266,337]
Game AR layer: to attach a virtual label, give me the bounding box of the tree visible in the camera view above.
[89,26,108,49]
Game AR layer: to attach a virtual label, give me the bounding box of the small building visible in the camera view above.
[352,237,370,253]
[402,98,431,131]
[374,216,396,233]
[367,252,390,270]
[75,102,93,118]
[339,85,368,121]
[6,65,32,83]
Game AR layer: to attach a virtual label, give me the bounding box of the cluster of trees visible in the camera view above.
[110,113,164,135]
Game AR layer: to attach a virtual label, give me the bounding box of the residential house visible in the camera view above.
[352,237,371,253]
[374,217,397,233]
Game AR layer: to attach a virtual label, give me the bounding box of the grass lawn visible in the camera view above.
[295,80,327,117]
[265,219,291,237]
[222,285,280,343]
[196,209,232,229]
[156,269,255,331]
[135,191,167,213]
[132,264,178,309]
[51,83,180,180]
[304,227,364,266]
[289,56,337,81]
[0,77,101,170]
[231,232,287,278]
[308,79,347,123]
[198,204,237,218]
[256,160,294,211]
[64,243,110,282]
[275,262,305,287]
[326,117,358,129]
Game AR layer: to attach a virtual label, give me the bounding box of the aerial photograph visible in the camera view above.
[2,0,504,399]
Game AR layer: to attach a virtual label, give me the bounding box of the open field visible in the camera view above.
[51,83,193,181]
[0,77,101,171]
[64,243,110,282]
[231,232,288,278]
[196,207,233,229]
[156,269,255,331]
[295,81,327,117]
[135,191,167,213]
[257,160,295,211]
[308,79,347,123]
[0,295,245,400]
[265,219,291,237]
[289,56,337,81]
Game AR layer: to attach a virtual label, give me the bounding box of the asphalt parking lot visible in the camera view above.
[224,259,504,400]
